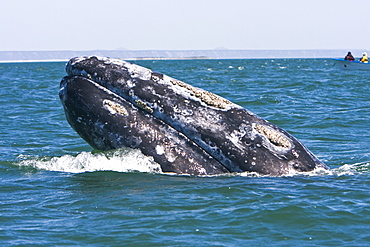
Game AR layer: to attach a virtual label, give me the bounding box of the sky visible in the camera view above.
[1,0,369,51]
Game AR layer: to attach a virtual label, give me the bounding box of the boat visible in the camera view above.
[332,58,370,70]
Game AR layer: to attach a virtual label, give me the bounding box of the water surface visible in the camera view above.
[0,59,369,246]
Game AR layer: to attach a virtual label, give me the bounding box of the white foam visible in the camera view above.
[16,148,162,174]
[332,162,370,176]
[236,162,370,178]
[281,162,370,177]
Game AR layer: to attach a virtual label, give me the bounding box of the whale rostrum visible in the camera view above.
[59,56,329,176]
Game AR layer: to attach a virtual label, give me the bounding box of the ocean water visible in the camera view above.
[0,58,369,246]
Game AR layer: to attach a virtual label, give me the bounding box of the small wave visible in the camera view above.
[331,162,370,176]
[279,162,370,177]
[237,162,370,178]
[16,148,162,174]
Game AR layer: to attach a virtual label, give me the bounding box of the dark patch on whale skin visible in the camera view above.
[59,76,229,175]
[62,56,329,176]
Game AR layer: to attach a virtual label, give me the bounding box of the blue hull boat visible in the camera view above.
[332,58,370,70]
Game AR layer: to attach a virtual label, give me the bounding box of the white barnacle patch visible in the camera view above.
[155,145,165,155]
[169,78,233,110]
[80,56,152,81]
[103,99,128,116]
[252,123,293,154]
[126,79,135,88]
[292,149,300,158]
[125,64,152,80]
[135,99,154,114]
[165,151,177,163]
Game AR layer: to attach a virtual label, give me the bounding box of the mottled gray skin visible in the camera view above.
[60,76,229,175]
[61,56,329,176]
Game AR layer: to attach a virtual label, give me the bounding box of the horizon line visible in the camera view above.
[0,48,368,52]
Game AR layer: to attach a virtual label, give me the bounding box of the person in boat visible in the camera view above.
[344,52,355,61]
[360,52,368,63]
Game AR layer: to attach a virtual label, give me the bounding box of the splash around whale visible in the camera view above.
[59,56,329,176]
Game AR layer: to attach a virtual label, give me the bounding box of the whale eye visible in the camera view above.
[253,124,292,149]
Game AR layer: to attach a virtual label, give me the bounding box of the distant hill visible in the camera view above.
[0,49,367,62]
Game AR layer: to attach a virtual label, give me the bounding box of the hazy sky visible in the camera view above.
[1,0,369,51]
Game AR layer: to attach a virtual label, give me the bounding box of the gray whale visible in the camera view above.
[59,56,328,176]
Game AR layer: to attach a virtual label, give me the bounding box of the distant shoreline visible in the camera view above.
[0,56,216,63]
[0,59,69,63]
[0,49,368,62]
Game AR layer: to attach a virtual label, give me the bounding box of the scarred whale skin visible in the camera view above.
[60,56,329,176]
[60,76,229,175]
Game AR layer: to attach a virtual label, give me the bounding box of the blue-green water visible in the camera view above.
[0,59,369,246]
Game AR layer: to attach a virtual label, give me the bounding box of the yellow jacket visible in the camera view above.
[360,55,368,63]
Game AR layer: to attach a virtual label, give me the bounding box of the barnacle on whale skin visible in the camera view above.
[253,124,292,149]
[170,79,232,109]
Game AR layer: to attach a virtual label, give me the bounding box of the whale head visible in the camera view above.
[60,56,329,176]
